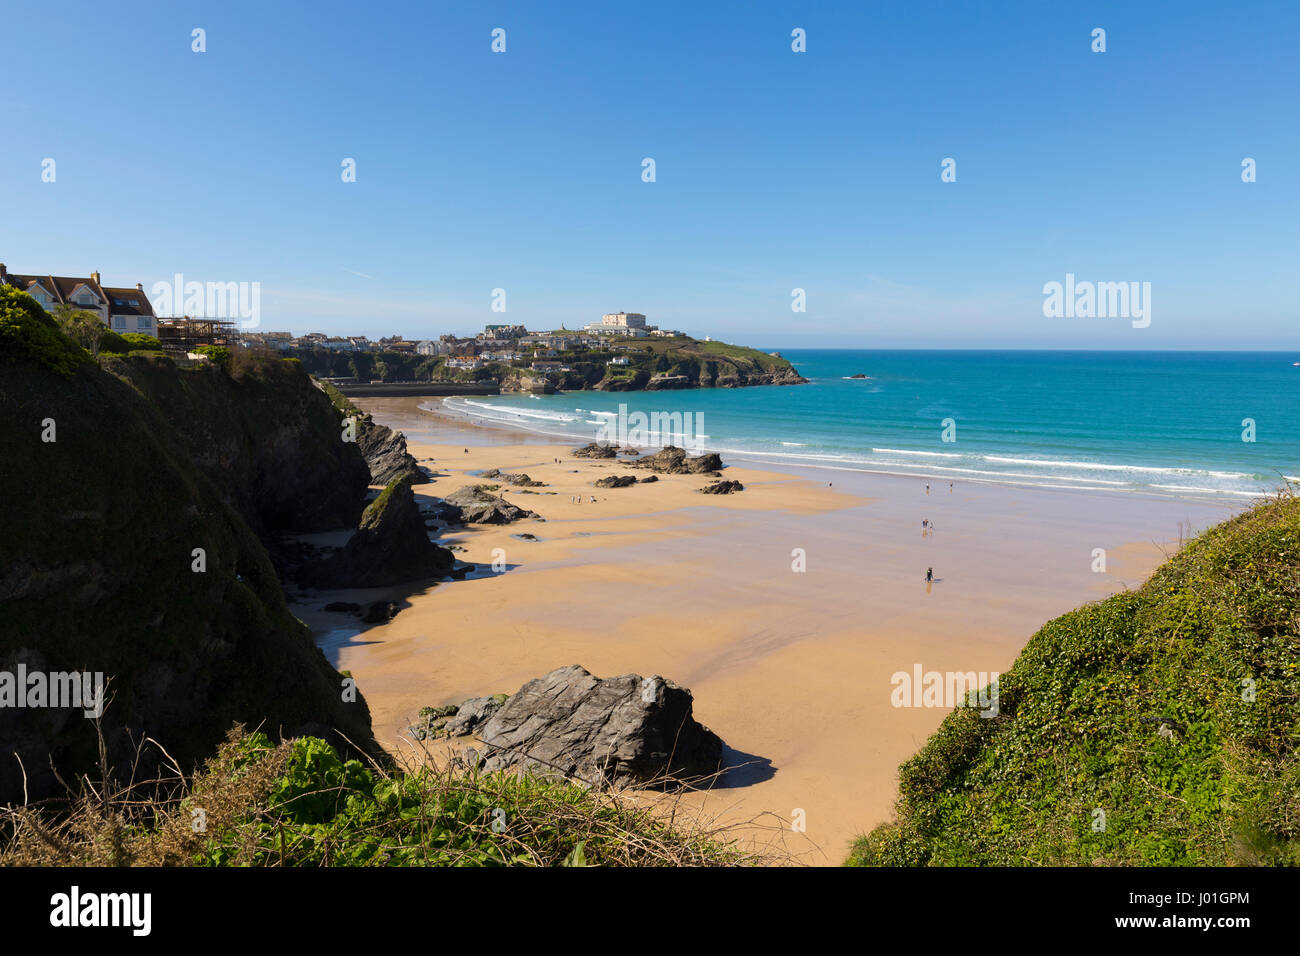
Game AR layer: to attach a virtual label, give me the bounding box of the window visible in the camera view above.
[136,317,151,330]
[113,316,126,329]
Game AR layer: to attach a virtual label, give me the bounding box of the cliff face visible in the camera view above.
[106,354,370,535]
[0,290,378,804]
[317,380,427,486]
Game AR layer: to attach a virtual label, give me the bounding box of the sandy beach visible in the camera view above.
[292,396,1243,864]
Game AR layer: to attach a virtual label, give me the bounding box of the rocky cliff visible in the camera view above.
[0,287,379,805]
[106,353,369,535]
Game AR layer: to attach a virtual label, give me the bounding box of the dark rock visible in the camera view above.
[422,500,462,523]
[594,475,638,488]
[443,694,508,737]
[0,331,378,805]
[572,442,618,459]
[323,601,361,614]
[357,418,427,486]
[849,373,868,379]
[440,485,537,524]
[638,475,659,483]
[107,353,369,536]
[481,469,544,487]
[478,665,723,786]
[362,601,400,624]
[700,480,744,495]
[628,445,723,474]
[513,533,538,541]
[301,476,455,588]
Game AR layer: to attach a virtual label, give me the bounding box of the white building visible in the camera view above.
[0,265,157,336]
[583,312,657,337]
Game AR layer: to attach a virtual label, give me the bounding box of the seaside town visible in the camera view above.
[0,264,708,374]
[0,264,810,396]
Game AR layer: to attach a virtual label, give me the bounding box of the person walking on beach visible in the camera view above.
[949,482,953,493]
[925,483,930,495]
[925,567,933,584]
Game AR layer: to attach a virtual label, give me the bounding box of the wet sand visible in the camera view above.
[293,396,1243,864]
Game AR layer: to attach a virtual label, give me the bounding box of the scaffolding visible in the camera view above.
[156,316,238,352]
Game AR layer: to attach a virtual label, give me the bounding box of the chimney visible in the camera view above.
[90,270,101,286]
[136,283,143,291]
[0,263,6,281]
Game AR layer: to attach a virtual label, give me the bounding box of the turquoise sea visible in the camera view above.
[438,351,1300,500]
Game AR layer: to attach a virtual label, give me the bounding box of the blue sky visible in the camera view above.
[3,0,1297,348]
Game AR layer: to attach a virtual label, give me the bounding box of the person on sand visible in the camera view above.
[949,482,953,493]
[925,567,934,583]
[925,483,930,495]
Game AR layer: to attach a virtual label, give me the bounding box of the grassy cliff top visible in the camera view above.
[849,491,1300,866]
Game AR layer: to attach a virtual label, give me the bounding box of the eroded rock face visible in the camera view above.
[442,695,506,737]
[357,418,427,486]
[628,446,723,474]
[594,475,637,488]
[301,476,454,588]
[700,480,744,495]
[572,442,618,459]
[106,353,369,534]
[477,665,723,786]
[0,311,378,805]
[439,486,537,524]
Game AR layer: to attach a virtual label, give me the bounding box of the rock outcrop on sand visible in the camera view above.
[476,665,724,785]
[439,485,537,524]
[480,469,544,486]
[357,417,428,486]
[317,380,427,487]
[594,475,638,488]
[700,479,744,494]
[628,445,723,474]
[572,442,618,459]
[301,476,454,588]
[408,695,508,740]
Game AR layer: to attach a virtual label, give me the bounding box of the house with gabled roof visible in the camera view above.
[0,264,157,336]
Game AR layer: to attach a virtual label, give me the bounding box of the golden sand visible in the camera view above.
[292,397,1239,864]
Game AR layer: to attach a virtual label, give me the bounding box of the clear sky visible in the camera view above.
[3,0,1297,348]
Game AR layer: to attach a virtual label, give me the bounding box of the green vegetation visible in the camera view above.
[2,730,759,867]
[121,332,164,351]
[2,320,376,809]
[0,286,90,377]
[192,344,232,369]
[848,492,1300,866]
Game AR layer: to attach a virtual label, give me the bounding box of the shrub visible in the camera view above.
[192,345,232,370]
[121,332,163,351]
[0,286,89,377]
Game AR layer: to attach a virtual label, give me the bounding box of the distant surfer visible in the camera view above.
[925,567,934,584]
